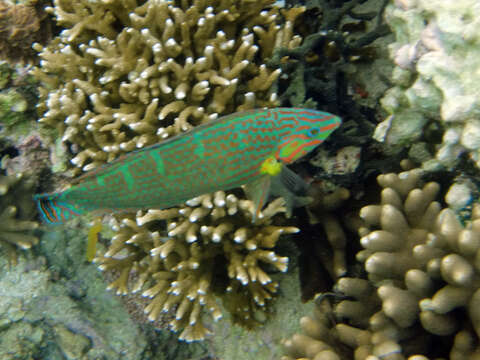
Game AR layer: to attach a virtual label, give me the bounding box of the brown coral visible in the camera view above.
[32,0,308,343]
[33,0,304,174]
[97,192,299,341]
[282,167,480,359]
[0,172,38,264]
[0,0,51,63]
[295,182,357,303]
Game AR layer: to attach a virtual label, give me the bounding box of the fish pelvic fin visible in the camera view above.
[243,175,272,223]
[245,156,310,222]
[34,192,83,224]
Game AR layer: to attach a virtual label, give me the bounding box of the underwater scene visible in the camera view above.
[0,0,479,359]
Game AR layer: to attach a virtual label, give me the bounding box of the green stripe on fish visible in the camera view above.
[35,108,341,224]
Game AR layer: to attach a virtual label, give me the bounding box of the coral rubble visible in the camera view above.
[0,232,208,360]
[33,0,303,173]
[282,167,480,359]
[97,192,299,342]
[375,0,480,170]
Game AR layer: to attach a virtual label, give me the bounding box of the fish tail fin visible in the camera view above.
[34,192,82,224]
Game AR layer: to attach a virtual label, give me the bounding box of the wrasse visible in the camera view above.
[35,108,341,224]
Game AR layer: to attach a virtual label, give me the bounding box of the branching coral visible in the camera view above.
[269,0,390,110]
[31,0,312,343]
[0,172,38,263]
[282,167,480,359]
[96,192,299,342]
[295,183,354,303]
[33,0,303,173]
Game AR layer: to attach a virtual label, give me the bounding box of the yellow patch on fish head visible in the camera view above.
[260,156,282,176]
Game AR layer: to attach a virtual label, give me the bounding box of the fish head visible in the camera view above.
[275,109,341,163]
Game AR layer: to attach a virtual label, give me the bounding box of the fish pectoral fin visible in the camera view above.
[243,175,272,223]
[270,166,312,217]
[278,165,309,194]
[243,166,311,221]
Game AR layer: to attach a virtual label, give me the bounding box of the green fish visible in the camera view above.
[35,108,341,224]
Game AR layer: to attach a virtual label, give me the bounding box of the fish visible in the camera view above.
[35,107,341,224]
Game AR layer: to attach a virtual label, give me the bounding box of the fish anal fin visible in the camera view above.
[86,218,102,262]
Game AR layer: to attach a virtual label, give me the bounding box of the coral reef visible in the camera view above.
[375,0,480,170]
[282,167,480,359]
[0,226,208,360]
[265,0,398,201]
[0,61,38,136]
[97,192,299,342]
[1,134,50,179]
[0,0,51,63]
[31,0,311,343]
[270,0,391,112]
[296,182,357,302]
[310,146,362,176]
[0,171,38,263]
[207,252,315,360]
[33,0,303,174]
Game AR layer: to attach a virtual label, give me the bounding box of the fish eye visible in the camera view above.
[308,128,319,137]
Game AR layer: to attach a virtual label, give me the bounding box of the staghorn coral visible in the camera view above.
[0,171,38,263]
[375,0,480,170]
[282,167,480,359]
[33,0,303,174]
[96,191,299,342]
[0,0,51,63]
